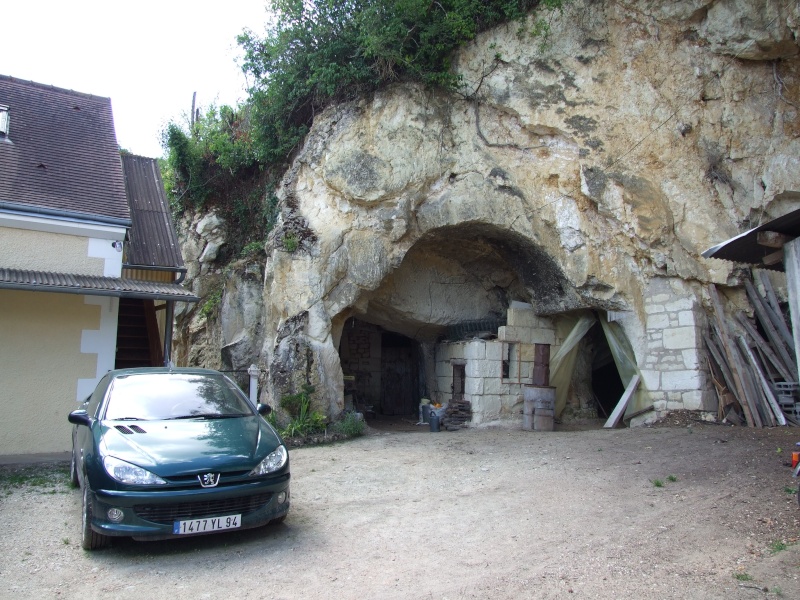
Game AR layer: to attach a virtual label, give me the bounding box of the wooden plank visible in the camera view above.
[784,238,800,381]
[735,313,795,382]
[704,332,740,407]
[708,285,756,427]
[745,279,797,380]
[707,356,732,421]
[754,270,795,351]
[738,335,786,426]
[713,322,764,428]
[604,374,640,429]
[757,231,794,248]
[724,404,744,426]
[623,404,654,422]
[736,335,775,427]
[763,249,784,266]
[738,338,767,427]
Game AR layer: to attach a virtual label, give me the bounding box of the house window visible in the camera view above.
[0,105,8,136]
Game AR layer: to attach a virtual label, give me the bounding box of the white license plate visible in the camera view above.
[173,514,241,535]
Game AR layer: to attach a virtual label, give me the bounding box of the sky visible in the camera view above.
[2,1,271,158]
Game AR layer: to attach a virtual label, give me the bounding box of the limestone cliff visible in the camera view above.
[174,0,800,425]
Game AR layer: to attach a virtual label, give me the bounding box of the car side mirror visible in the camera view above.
[68,409,91,427]
[257,403,272,416]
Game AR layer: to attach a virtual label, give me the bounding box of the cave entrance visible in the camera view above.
[339,318,421,420]
[589,321,625,419]
[381,331,421,416]
[332,222,602,428]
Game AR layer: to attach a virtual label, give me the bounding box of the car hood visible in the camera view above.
[98,416,282,476]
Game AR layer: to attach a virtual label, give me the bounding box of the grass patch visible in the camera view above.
[667,474,678,482]
[734,572,753,581]
[651,479,664,488]
[330,412,366,438]
[769,540,789,554]
[0,464,70,494]
[783,486,798,495]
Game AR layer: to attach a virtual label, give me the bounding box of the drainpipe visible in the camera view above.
[163,301,175,366]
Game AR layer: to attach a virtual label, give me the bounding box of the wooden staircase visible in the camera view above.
[115,298,163,369]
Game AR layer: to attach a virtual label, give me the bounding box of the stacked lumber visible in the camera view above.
[706,272,798,427]
[442,399,472,431]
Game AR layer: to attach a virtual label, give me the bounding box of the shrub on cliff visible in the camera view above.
[163,0,565,252]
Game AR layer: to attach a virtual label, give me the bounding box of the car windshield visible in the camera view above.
[103,373,254,421]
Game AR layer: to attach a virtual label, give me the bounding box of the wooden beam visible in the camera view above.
[623,404,654,422]
[735,312,795,382]
[745,280,797,380]
[738,335,786,426]
[785,238,800,382]
[763,249,784,266]
[604,374,640,429]
[709,285,757,426]
[755,270,795,351]
[703,332,740,406]
[757,231,794,248]
[756,270,783,319]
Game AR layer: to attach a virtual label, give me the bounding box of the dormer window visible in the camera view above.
[0,105,8,136]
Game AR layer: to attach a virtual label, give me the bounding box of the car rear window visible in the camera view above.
[103,373,254,421]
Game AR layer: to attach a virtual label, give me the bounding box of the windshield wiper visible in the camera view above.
[167,413,245,420]
[113,417,147,421]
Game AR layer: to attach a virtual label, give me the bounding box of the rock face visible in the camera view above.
[175,0,800,426]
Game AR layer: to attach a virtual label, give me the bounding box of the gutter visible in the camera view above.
[0,201,132,229]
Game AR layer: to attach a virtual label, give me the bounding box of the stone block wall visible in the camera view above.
[638,279,713,420]
[435,308,558,426]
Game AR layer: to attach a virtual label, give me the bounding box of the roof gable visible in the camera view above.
[0,75,129,223]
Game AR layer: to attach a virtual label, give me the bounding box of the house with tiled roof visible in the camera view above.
[0,75,197,455]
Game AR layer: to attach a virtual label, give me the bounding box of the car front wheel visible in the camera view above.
[81,483,110,550]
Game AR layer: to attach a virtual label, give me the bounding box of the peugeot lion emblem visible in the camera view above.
[198,473,220,488]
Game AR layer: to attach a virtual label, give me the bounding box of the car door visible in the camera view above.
[73,374,111,484]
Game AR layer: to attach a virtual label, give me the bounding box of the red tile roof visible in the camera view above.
[0,75,129,223]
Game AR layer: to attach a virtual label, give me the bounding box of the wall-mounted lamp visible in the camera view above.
[112,241,123,252]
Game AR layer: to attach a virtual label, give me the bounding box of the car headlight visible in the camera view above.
[249,445,288,476]
[103,456,167,485]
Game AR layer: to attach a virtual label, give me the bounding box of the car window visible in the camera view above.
[87,373,112,417]
[102,373,254,421]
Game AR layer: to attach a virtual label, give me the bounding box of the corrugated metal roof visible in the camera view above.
[121,154,185,269]
[0,268,198,302]
[0,75,129,222]
[702,209,800,272]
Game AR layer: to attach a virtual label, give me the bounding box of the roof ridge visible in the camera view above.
[0,74,111,102]
[122,153,159,161]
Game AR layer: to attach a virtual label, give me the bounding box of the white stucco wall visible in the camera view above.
[0,226,120,276]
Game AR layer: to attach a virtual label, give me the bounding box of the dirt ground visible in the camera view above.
[1,414,799,599]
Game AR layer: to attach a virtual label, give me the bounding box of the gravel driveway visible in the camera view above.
[1,417,799,599]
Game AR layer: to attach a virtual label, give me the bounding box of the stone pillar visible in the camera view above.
[640,279,712,417]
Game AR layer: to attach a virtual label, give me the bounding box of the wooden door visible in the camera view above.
[381,346,416,415]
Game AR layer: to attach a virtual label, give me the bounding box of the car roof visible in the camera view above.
[106,367,228,378]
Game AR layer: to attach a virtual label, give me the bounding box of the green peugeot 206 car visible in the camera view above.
[68,367,290,550]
